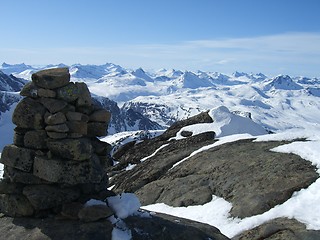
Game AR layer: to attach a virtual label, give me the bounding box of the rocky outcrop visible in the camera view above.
[232,218,320,240]
[0,68,112,218]
[0,212,229,240]
[110,113,318,219]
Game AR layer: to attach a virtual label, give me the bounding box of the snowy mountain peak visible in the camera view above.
[131,68,153,82]
[265,74,303,90]
[1,62,33,75]
[177,71,213,89]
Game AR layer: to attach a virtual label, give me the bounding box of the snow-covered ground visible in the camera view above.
[142,128,320,238]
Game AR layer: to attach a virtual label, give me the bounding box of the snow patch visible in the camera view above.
[107,193,141,219]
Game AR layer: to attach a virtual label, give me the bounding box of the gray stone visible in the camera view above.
[0,213,230,240]
[78,204,114,222]
[66,111,89,122]
[37,88,56,98]
[76,82,92,107]
[23,130,47,150]
[56,82,80,102]
[13,132,24,147]
[4,166,50,185]
[33,155,104,184]
[20,82,38,98]
[0,194,34,217]
[23,185,80,210]
[47,138,92,161]
[68,133,83,138]
[31,67,70,89]
[180,130,193,137]
[40,97,68,113]
[45,123,69,133]
[46,131,68,139]
[61,202,84,219]
[89,109,111,123]
[0,145,35,172]
[91,137,112,155]
[12,97,46,129]
[0,179,24,194]
[87,122,108,137]
[45,112,66,125]
[66,121,87,135]
[232,218,320,240]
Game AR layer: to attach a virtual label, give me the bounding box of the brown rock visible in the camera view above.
[66,121,87,135]
[31,67,70,89]
[47,138,92,161]
[78,204,114,222]
[0,194,34,217]
[40,98,68,113]
[23,185,80,210]
[45,112,67,125]
[12,97,46,129]
[76,82,92,107]
[87,122,108,137]
[23,130,47,150]
[0,145,35,172]
[45,123,69,133]
[89,109,111,123]
[56,82,80,102]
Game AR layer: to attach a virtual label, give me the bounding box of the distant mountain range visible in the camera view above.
[1,62,320,140]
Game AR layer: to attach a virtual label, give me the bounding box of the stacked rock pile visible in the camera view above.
[0,68,113,218]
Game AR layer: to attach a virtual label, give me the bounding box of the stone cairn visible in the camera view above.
[0,68,113,219]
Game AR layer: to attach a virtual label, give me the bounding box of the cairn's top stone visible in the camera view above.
[31,67,70,89]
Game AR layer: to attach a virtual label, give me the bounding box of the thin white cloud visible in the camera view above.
[1,32,319,76]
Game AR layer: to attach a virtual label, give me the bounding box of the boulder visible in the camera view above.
[91,137,112,155]
[23,130,48,150]
[31,67,70,89]
[0,145,35,172]
[0,179,24,194]
[12,97,46,129]
[45,123,69,133]
[0,212,230,240]
[4,166,49,185]
[60,202,84,219]
[66,121,87,135]
[37,88,56,98]
[78,204,114,222]
[33,155,104,185]
[56,82,80,102]
[0,194,34,217]
[40,98,68,113]
[117,139,317,218]
[89,109,111,123]
[87,122,108,137]
[23,185,80,210]
[20,82,38,98]
[46,132,68,139]
[75,82,92,107]
[65,111,89,122]
[46,138,92,161]
[232,218,320,240]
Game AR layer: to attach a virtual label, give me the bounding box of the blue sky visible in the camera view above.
[1,0,320,76]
